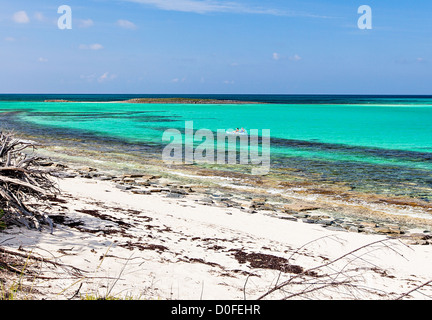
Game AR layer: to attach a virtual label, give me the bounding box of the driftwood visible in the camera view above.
[0,131,58,232]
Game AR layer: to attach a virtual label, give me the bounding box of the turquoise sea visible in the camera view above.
[0,94,431,200]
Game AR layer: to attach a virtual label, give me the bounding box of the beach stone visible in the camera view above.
[199,198,214,204]
[360,227,376,234]
[282,203,320,212]
[359,221,377,228]
[323,226,347,232]
[374,226,402,235]
[52,171,77,178]
[348,226,359,233]
[291,213,310,219]
[221,200,235,208]
[90,172,104,177]
[315,219,334,226]
[131,189,151,195]
[279,216,298,222]
[134,175,160,180]
[333,218,346,224]
[406,233,432,243]
[411,240,430,245]
[135,179,151,186]
[122,174,149,179]
[116,184,133,191]
[389,226,403,234]
[166,192,184,198]
[301,218,316,224]
[261,203,277,211]
[150,188,169,192]
[404,233,432,245]
[79,166,97,172]
[250,201,275,211]
[169,188,189,195]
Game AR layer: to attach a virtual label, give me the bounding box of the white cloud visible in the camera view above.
[79,43,104,50]
[122,0,333,18]
[4,37,16,42]
[223,80,234,84]
[289,54,302,61]
[272,53,302,62]
[79,19,94,28]
[34,12,44,22]
[13,11,30,24]
[124,0,299,16]
[90,43,104,50]
[38,57,48,63]
[80,74,97,82]
[171,77,186,83]
[90,43,103,50]
[81,72,117,82]
[131,0,231,14]
[98,72,117,82]
[117,19,137,30]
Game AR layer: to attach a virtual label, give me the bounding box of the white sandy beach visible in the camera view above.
[1,173,432,300]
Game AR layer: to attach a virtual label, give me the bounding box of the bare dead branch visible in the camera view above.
[396,279,432,300]
[253,237,414,300]
[0,131,59,232]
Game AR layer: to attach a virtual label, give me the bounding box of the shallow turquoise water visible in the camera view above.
[1,96,432,199]
[2,101,432,164]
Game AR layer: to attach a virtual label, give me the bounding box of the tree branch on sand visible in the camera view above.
[0,131,59,232]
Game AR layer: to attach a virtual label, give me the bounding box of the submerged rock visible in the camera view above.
[282,203,321,213]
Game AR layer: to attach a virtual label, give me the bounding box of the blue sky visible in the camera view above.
[1,0,432,94]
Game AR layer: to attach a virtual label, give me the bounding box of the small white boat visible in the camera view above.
[226,129,247,135]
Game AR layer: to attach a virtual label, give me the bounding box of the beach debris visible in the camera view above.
[0,131,59,232]
[231,249,308,275]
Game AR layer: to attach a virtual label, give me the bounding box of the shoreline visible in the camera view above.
[29,141,432,235]
[0,130,432,299]
[13,136,432,236]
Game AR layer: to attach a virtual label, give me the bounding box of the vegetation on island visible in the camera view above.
[122,98,260,104]
[44,98,261,104]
